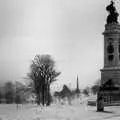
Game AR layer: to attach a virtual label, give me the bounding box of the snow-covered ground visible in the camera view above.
[1,99,120,120]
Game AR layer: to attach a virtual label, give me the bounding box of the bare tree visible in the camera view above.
[27,54,61,106]
[91,79,101,95]
[15,81,27,104]
[83,87,90,96]
[4,82,15,104]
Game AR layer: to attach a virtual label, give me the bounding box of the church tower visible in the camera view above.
[101,1,120,87]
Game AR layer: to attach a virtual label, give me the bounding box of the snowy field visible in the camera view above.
[1,101,120,120]
[0,104,38,120]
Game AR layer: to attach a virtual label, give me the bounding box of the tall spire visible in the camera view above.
[75,75,80,97]
[77,75,79,90]
[76,75,80,94]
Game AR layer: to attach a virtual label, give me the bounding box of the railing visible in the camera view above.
[100,91,120,106]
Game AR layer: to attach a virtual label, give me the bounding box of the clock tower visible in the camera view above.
[101,1,120,87]
[97,1,120,111]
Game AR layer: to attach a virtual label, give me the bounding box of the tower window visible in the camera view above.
[108,38,113,44]
[108,55,114,61]
[107,42,114,53]
[119,44,120,53]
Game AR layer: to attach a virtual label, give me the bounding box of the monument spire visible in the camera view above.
[76,75,79,90]
[75,75,80,97]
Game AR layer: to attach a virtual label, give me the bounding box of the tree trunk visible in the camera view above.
[46,84,51,106]
[36,91,41,105]
[42,85,45,106]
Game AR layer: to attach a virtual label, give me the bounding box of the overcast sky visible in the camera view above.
[0,0,119,90]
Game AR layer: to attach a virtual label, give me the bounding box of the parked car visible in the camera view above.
[87,95,97,106]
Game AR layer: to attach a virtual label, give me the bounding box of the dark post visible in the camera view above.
[97,92,104,112]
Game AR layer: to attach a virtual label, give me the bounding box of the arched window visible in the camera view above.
[108,55,114,61]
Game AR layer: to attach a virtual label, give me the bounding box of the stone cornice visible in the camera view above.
[103,23,120,35]
[101,67,120,71]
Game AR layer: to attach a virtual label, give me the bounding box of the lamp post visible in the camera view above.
[15,81,18,111]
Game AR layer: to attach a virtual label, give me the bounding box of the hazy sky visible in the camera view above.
[0,0,119,90]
